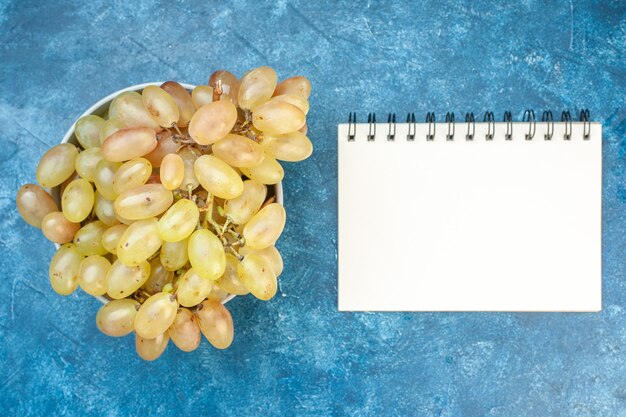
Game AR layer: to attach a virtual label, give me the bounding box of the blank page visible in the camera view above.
[338,122,602,311]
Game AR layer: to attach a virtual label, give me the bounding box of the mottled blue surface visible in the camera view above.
[1,0,625,416]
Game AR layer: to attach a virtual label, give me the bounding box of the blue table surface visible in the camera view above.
[1,0,625,416]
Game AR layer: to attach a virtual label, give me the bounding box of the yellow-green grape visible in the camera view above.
[49,243,84,296]
[238,66,277,110]
[116,218,162,266]
[168,308,201,352]
[142,85,180,128]
[74,221,108,256]
[41,211,80,244]
[243,203,286,249]
[75,115,105,149]
[191,85,214,109]
[94,159,122,200]
[75,147,104,181]
[195,299,234,349]
[188,101,237,145]
[99,117,127,144]
[224,180,267,225]
[36,143,79,188]
[188,229,226,280]
[193,155,243,199]
[239,245,283,276]
[215,254,249,295]
[136,332,169,361]
[134,292,179,339]
[143,258,174,295]
[273,75,311,99]
[157,199,199,242]
[252,100,305,134]
[145,130,179,168]
[207,283,230,302]
[101,224,128,254]
[240,153,284,185]
[101,127,157,162]
[262,131,313,162]
[114,184,173,220]
[112,158,152,194]
[62,178,95,223]
[106,259,151,299]
[114,210,135,225]
[270,94,309,115]
[160,239,189,271]
[159,153,184,190]
[16,184,58,228]
[212,134,265,168]
[96,299,140,337]
[209,70,240,106]
[178,147,200,190]
[111,91,161,131]
[161,81,194,127]
[238,253,277,301]
[94,191,119,226]
[175,268,213,307]
[78,255,111,296]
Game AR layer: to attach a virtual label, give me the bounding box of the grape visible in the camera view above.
[160,239,189,271]
[143,258,174,295]
[273,75,311,99]
[74,220,108,256]
[168,308,201,352]
[224,179,267,225]
[36,143,79,188]
[94,191,119,226]
[78,255,111,296]
[212,134,265,168]
[142,85,180,128]
[178,147,200,191]
[157,199,199,242]
[237,253,277,301]
[96,299,140,337]
[238,66,277,110]
[262,131,313,162]
[195,299,234,349]
[111,91,161,130]
[41,211,80,244]
[208,70,240,106]
[94,159,121,201]
[191,85,214,109]
[188,229,226,280]
[49,243,84,296]
[299,124,308,135]
[99,118,127,144]
[142,130,177,167]
[112,158,152,194]
[175,268,214,307]
[188,101,237,145]
[206,283,230,302]
[240,153,284,185]
[136,332,169,361]
[62,178,95,223]
[271,94,309,115]
[243,203,286,249]
[193,155,243,199]
[101,224,128,254]
[239,245,283,276]
[161,81,195,128]
[252,100,305,134]
[134,292,179,339]
[101,127,157,162]
[159,153,184,190]
[116,218,162,266]
[114,183,173,220]
[75,147,104,181]
[106,259,151,299]
[215,254,249,295]
[75,115,105,149]
[16,184,58,228]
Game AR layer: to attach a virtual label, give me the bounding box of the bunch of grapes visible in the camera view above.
[15,67,312,360]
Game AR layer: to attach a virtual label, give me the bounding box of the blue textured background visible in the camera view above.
[1,0,625,416]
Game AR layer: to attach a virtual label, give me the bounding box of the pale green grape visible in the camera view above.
[116,218,162,266]
[101,224,128,254]
[191,85,214,109]
[112,158,152,194]
[94,159,122,200]
[78,255,111,296]
[134,292,179,339]
[212,134,265,168]
[239,245,283,277]
[240,153,284,185]
[101,127,157,162]
[143,258,174,294]
[96,299,140,337]
[75,147,104,181]
[273,75,311,99]
[243,203,286,249]
[111,91,161,130]
[160,239,189,271]
[188,101,237,145]
[49,243,84,295]
[16,184,58,228]
[238,66,277,110]
[99,118,127,144]
[62,178,94,223]
[178,147,200,191]
[136,332,169,361]
[161,81,195,128]
[252,100,305,134]
[75,115,105,149]
[168,308,200,352]
[195,299,234,349]
[114,183,173,220]
[175,268,213,307]
[36,143,79,188]
[262,131,313,162]
[209,70,240,106]
[157,199,199,242]
[193,155,243,199]
[215,253,249,295]
[270,94,309,114]
[224,179,267,225]
[237,253,277,300]
[145,130,179,168]
[74,220,108,256]
[106,259,151,299]
[94,191,119,226]
[160,153,184,191]
[188,229,226,280]
[41,211,80,244]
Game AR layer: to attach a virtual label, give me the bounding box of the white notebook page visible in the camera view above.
[338,122,602,311]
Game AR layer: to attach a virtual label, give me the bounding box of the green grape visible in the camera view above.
[101,127,157,162]
[178,147,200,191]
[94,159,122,200]
[136,332,169,361]
[209,70,240,106]
[101,224,128,254]
[191,85,214,109]
[96,299,140,337]
[243,203,286,249]
[273,75,311,99]
[224,179,267,225]
[111,91,161,131]
[16,184,58,228]
[116,218,162,266]
[134,292,179,339]
[75,147,104,181]
[270,94,309,114]
[41,211,80,244]
[188,229,226,280]
[161,81,195,128]
[188,101,237,145]
[99,117,127,144]
[212,134,265,168]
[112,158,152,194]
[114,183,173,220]
[141,85,180,128]
[175,268,213,307]
[215,254,249,295]
[239,245,283,276]
[160,239,189,271]
[94,191,119,226]
[143,258,174,294]
[62,178,95,223]
[157,199,199,242]
[240,153,284,185]
[73,220,108,256]
[36,143,79,188]
[74,114,105,149]
[237,253,277,301]
[168,308,201,352]
[195,299,234,349]
[159,153,184,190]
[193,155,243,199]
[78,255,111,296]
[49,243,84,296]
[252,100,305,135]
[238,66,277,110]
[262,131,313,162]
[106,259,151,299]
[145,130,179,168]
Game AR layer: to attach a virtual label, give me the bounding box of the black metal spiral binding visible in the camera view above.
[367,113,376,141]
[580,109,590,140]
[484,112,495,140]
[542,111,554,140]
[561,111,572,140]
[387,113,396,141]
[445,112,455,141]
[406,113,416,141]
[503,111,513,140]
[523,109,536,140]
[348,112,356,141]
[426,112,436,141]
[465,112,475,141]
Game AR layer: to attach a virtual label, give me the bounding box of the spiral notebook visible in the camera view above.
[338,111,602,312]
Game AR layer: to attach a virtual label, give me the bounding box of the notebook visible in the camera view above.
[338,111,602,312]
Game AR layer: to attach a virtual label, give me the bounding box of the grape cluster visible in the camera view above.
[15,67,312,360]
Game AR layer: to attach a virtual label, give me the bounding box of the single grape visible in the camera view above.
[134,292,179,339]
[49,243,84,296]
[212,134,265,168]
[101,127,157,162]
[36,143,79,188]
[106,259,151,299]
[143,130,178,167]
[206,283,230,302]
[99,118,127,144]
[16,184,58,228]
[193,155,243,199]
[237,253,277,301]
[270,94,309,115]
[94,191,119,226]
[101,224,128,254]
[208,70,240,106]
[116,218,162,266]
[191,85,214,109]
[96,298,140,337]
[73,220,108,256]
[62,178,95,223]
[224,180,267,225]
[159,153,184,190]
[142,85,180,128]
[188,229,226,280]
[299,124,308,135]
[238,66,277,110]
[112,158,152,194]
[273,75,311,99]
[41,211,80,244]
[175,268,213,307]
[178,147,200,191]
[195,299,234,349]
[215,254,249,295]
[157,199,199,242]
[136,332,169,361]
[161,81,195,127]
[75,115,105,149]
[262,131,313,162]
[112,91,161,131]
[160,239,189,271]
[188,101,237,145]
[78,255,111,296]
[240,153,284,185]
[143,258,174,295]
[239,245,283,277]
[243,203,286,249]
[168,308,201,352]
[75,147,104,181]
[252,100,305,135]
[94,159,122,201]
[114,183,173,220]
